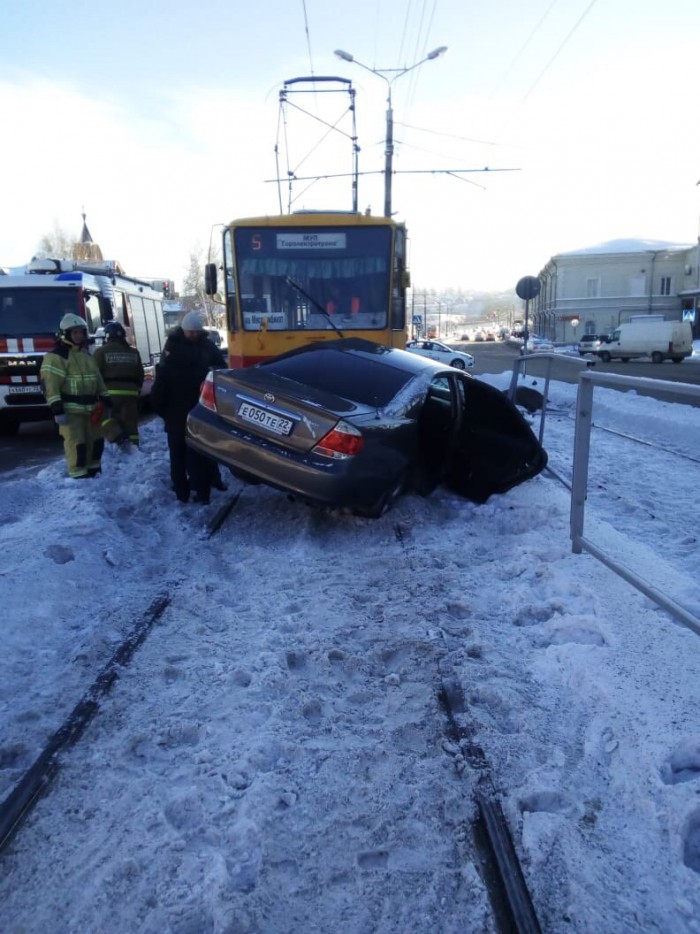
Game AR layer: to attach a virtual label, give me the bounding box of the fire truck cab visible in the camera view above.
[0,258,167,435]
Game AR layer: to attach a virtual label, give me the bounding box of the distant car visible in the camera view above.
[578,334,602,355]
[485,331,496,341]
[404,339,474,370]
[527,337,555,353]
[206,328,223,348]
[460,333,471,341]
[185,338,547,517]
[474,331,485,341]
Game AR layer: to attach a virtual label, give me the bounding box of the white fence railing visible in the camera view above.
[570,370,700,636]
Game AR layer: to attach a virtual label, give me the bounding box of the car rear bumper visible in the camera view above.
[186,405,395,511]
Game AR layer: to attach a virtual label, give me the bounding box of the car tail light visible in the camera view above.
[312,420,364,459]
[199,372,217,411]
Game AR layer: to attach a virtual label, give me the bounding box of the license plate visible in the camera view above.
[8,385,44,395]
[238,401,293,436]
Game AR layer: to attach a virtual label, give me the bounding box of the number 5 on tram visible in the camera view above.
[204,212,410,368]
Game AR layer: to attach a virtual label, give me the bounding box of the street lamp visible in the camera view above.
[334,46,447,217]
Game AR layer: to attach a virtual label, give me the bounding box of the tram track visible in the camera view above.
[394,519,543,934]
[2,492,542,931]
[0,485,248,853]
[0,594,171,854]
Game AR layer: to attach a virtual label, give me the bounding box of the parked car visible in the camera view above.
[404,339,475,370]
[578,334,602,355]
[186,338,547,517]
[527,336,555,353]
[205,328,223,348]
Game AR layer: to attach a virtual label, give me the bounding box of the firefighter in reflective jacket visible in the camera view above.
[40,313,111,478]
[94,321,145,445]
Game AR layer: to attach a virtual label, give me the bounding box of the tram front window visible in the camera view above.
[234,226,392,332]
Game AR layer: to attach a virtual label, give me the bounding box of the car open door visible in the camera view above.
[444,374,548,503]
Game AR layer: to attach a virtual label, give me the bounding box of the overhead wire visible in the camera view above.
[516,0,601,109]
[300,0,315,79]
[495,0,560,87]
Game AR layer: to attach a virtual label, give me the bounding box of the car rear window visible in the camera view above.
[260,347,413,407]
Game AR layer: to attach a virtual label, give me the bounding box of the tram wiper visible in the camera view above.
[285,276,345,338]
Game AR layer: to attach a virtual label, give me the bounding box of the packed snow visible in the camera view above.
[1,364,700,933]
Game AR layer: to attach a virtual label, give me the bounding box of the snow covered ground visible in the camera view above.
[1,367,700,933]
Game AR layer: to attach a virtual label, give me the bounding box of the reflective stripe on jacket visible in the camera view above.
[94,338,145,397]
[40,339,108,415]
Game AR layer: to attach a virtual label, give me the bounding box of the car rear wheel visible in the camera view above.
[451,359,466,369]
[355,470,407,519]
[651,351,663,364]
[599,351,611,363]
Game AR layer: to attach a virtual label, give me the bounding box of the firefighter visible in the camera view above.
[94,321,145,446]
[40,313,111,479]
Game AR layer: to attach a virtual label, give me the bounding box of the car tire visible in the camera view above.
[651,352,663,364]
[672,357,684,363]
[355,470,407,519]
[451,359,466,369]
[599,351,611,363]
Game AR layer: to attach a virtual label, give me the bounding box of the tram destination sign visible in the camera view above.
[276,233,347,251]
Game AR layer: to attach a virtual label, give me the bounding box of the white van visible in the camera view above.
[597,320,692,364]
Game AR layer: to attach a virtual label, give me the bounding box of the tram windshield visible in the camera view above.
[232,225,392,332]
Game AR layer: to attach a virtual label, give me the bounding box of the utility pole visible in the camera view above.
[335,47,447,217]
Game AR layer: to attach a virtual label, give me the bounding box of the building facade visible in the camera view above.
[533,239,700,342]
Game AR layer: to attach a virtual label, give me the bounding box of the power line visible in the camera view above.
[300,0,315,78]
[517,0,600,109]
[395,120,503,149]
[496,0,560,87]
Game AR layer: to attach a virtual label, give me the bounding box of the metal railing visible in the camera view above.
[570,370,700,636]
[507,351,590,444]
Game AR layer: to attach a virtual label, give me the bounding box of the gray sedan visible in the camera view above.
[186,338,547,517]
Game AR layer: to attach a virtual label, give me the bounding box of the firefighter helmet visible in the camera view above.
[59,313,87,333]
[104,321,126,340]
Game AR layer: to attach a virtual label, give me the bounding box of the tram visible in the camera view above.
[205,211,410,367]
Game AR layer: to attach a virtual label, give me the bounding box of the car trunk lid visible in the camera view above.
[210,368,374,453]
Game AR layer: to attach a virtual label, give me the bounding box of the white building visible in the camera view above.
[533,239,700,342]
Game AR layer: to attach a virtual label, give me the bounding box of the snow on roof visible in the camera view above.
[557,238,695,257]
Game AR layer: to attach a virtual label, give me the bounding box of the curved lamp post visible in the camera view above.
[334,46,447,217]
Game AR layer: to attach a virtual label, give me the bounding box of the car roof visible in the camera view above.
[234,338,460,409]
[258,337,452,378]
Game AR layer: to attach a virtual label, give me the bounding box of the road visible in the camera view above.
[0,415,159,476]
[457,339,700,404]
[0,419,61,476]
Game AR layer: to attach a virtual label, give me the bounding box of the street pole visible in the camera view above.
[334,47,447,217]
[384,92,393,218]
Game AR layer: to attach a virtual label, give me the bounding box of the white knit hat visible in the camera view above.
[181,311,205,331]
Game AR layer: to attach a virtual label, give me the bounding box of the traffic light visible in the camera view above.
[162,281,170,298]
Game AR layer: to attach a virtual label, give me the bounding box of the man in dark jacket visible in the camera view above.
[150,310,227,504]
[94,321,145,446]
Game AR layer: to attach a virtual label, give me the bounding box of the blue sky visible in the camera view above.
[2,0,699,290]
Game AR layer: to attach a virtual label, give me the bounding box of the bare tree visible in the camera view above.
[180,247,223,327]
[35,223,78,260]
